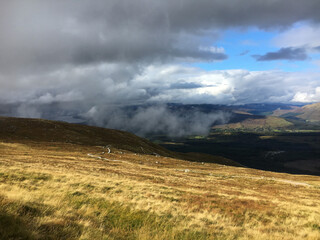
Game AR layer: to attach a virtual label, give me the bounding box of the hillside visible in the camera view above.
[210,103,320,132]
[213,115,293,131]
[295,102,320,122]
[0,116,170,155]
[0,116,239,167]
[0,116,319,239]
[274,102,320,122]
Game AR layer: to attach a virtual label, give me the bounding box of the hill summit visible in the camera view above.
[0,116,240,166]
[0,116,170,155]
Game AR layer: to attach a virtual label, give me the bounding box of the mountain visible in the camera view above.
[293,102,320,122]
[275,102,320,122]
[210,102,320,131]
[213,115,293,131]
[0,116,319,239]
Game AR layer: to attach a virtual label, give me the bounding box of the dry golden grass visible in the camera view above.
[1,139,320,240]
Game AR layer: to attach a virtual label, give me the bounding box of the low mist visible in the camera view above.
[2,103,231,138]
[84,105,230,137]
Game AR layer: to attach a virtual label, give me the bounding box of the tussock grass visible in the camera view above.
[0,139,320,239]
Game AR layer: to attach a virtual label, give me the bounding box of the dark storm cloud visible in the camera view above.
[170,82,203,89]
[0,0,227,75]
[1,0,320,74]
[253,47,308,61]
[2,0,320,136]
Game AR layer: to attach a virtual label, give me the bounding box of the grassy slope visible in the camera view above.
[0,117,320,239]
[274,103,320,122]
[0,116,171,155]
[297,103,320,122]
[0,116,240,167]
[213,116,293,131]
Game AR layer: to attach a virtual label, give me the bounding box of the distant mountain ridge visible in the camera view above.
[271,102,320,122]
[211,102,320,131]
[213,116,293,131]
[293,102,320,122]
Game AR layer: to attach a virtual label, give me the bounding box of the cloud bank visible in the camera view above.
[1,0,320,136]
[1,0,320,74]
[83,105,230,137]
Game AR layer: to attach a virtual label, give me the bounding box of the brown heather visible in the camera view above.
[0,117,319,239]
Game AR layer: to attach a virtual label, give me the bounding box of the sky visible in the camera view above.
[1,0,320,135]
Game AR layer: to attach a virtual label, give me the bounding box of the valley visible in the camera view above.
[155,103,320,176]
[159,131,320,176]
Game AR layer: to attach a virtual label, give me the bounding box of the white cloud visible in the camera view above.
[312,60,320,67]
[133,66,320,105]
[199,46,225,54]
[274,24,320,48]
[2,63,320,108]
[2,1,320,136]
[292,87,320,102]
[1,61,320,136]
